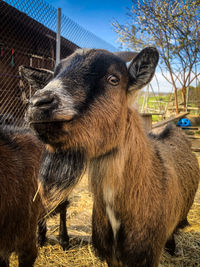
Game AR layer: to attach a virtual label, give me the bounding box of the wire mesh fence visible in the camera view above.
[0,0,117,127]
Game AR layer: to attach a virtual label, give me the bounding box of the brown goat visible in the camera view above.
[0,125,71,267]
[0,126,44,267]
[24,47,200,267]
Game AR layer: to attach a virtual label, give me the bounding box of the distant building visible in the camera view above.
[0,1,79,125]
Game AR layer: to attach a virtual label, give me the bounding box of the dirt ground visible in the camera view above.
[10,141,200,267]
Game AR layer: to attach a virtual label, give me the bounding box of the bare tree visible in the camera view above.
[113,0,200,113]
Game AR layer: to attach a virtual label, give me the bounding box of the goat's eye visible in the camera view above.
[107,75,119,86]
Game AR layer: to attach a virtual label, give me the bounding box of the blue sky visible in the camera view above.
[42,0,174,92]
[45,0,133,49]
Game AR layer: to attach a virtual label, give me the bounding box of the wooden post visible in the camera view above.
[141,113,152,132]
[174,87,179,114]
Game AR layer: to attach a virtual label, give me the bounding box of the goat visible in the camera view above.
[19,66,76,251]
[0,126,44,267]
[0,126,70,267]
[24,47,200,267]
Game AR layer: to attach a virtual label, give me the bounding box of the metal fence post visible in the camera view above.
[56,8,61,66]
[0,1,117,128]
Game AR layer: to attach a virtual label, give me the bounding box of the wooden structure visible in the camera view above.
[0,1,79,126]
[152,112,189,129]
[141,113,164,131]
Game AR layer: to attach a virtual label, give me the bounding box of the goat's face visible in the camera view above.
[25,48,159,156]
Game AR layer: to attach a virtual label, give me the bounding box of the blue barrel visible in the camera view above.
[177,118,191,127]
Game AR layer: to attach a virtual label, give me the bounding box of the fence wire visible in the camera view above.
[0,0,117,127]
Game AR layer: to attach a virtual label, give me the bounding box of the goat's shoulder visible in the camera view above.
[148,124,175,141]
[0,125,31,138]
[148,123,190,145]
[148,123,193,168]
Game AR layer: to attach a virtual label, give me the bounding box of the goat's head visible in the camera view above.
[23,48,159,157]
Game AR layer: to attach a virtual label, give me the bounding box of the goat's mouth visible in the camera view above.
[27,97,76,122]
[29,118,72,125]
[27,110,74,126]
[28,120,68,145]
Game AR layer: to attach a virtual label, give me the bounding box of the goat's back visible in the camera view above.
[149,124,200,230]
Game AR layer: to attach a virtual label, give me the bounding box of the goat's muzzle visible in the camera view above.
[30,91,59,111]
[26,90,75,145]
[27,90,61,124]
[26,91,61,143]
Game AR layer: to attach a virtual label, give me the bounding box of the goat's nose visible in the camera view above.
[30,93,58,108]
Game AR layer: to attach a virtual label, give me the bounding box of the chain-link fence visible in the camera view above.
[0,0,117,127]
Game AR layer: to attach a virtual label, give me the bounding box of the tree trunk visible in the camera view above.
[168,69,179,114]
[181,86,186,110]
[174,87,179,114]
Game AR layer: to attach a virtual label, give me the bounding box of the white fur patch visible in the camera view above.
[106,205,120,240]
[103,187,113,204]
[104,187,120,240]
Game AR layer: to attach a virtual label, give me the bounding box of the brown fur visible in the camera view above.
[0,127,44,266]
[90,111,199,266]
[0,126,72,266]
[25,48,200,267]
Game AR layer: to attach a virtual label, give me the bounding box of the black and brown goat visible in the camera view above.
[19,66,77,251]
[24,47,200,267]
[0,126,44,267]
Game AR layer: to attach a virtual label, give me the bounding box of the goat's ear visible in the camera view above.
[19,66,53,89]
[127,47,159,92]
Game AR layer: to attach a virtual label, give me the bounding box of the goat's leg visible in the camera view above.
[106,258,123,267]
[37,217,47,246]
[59,204,69,250]
[18,247,37,267]
[0,257,9,267]
[165,234,176,256]
[18,237,37,267]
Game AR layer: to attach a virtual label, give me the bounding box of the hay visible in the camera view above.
[10,157,200,267]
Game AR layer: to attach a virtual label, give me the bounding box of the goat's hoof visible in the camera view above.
[165,236,176,256]
[60,238,70,250]
[38,236,47,247]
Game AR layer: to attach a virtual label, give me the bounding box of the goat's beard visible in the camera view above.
[40,148,86,195]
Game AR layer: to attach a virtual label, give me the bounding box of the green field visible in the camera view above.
[137,87,200,122]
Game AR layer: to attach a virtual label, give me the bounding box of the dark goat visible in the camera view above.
[25,48,199,267]
[19,67,73,250]
[0,126,43,267]
[0,125,70,267]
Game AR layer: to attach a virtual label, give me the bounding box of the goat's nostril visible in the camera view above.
[31,95,56,107]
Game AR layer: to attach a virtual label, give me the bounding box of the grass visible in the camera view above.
[138,89,200,122]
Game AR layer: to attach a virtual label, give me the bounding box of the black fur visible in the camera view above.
[93,215,156,267]
[56,51,126,114]
[40,148,86,190]
[148,124,173,141]
[92,203,114,262]
[30,121,66,146]
[177,218,190,229]
[0,125,31,147]
[165,235,176,256]
[128,47,159,91]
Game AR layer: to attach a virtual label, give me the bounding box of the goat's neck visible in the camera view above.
[89,108,156,202]
[125,108,155,174]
